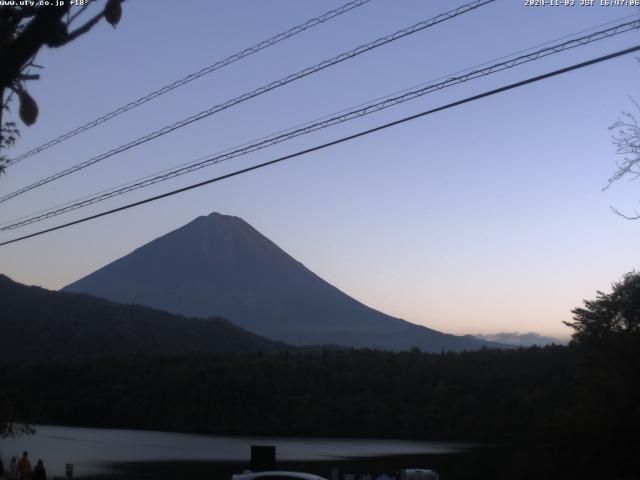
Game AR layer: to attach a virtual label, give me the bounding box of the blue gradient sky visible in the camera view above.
[1,0,639,339]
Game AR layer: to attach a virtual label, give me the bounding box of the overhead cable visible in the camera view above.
[5,0,374,167]
[1,43,638,247]
[2,17,638,231]
[0,0,495,204]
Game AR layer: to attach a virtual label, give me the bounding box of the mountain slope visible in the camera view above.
[64,212,505,352]
[0,274,289,362]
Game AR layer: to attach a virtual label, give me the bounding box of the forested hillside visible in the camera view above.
[0,274,290,361]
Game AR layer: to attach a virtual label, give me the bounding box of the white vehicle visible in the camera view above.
[231,472,329,480]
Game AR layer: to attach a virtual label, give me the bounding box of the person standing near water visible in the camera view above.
[32,461,45,480]
[16,453,31,480]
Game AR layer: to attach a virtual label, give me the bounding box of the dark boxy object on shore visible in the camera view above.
[251,446,276,472]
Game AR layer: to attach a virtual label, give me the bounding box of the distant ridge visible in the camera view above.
[475,332,567,347]
[0,274,290,362]
[64,212,508,352]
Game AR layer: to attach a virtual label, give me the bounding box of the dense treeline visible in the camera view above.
[1,342,638,476]
[0,345,629,440]
[2,346,573,440]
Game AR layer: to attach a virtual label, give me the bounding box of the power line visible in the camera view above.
[3,17,638,231]
[5,0,374,167]
[2,43,638,248]
[11,9,630,231]
[0,0,495,205]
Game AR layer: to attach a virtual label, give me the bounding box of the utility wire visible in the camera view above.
[9,15,634,231]
[2,17,638,231]
[5,0,374,167]
[0,0,495,205]
[1,44,638,247]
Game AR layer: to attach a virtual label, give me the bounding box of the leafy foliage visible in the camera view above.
[0,1,124,173]
[0,93,19,175]
[566,271,640,343]
[564,271,640,476]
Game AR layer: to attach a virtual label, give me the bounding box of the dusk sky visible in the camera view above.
[1,0,639,339]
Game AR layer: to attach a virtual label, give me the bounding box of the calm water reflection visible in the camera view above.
[0,425,469,477]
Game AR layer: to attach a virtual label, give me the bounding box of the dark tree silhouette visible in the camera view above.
[565,271,640,343]
[0,0,123,174]
[564,272,640,475]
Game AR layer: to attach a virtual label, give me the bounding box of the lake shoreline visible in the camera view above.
[0,425,473,480]
[85,452,475,480]
[3,425,612,480]
[85,444,615,480]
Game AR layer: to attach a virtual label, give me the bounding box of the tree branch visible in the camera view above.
[67,1,94,25]
[62,8,105,44]
[610,205,640,220]
[0,6,69,90]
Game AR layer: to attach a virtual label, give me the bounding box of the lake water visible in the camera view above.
[0,425,469,478]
